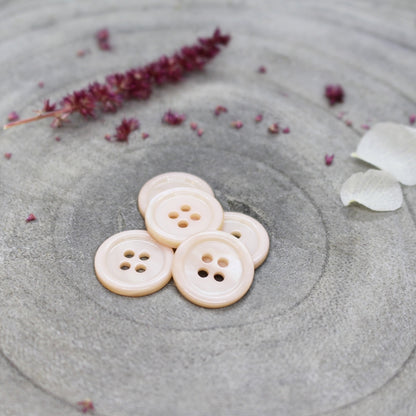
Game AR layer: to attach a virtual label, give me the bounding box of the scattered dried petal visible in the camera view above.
[325,154,334,165]
[190,122,198,130]
[345,119,353,127]
[38,81,44,88]
[4,152,12,159]
[26,213,36,222]
[282,127,290,134]
[352,122,416,186]
[361,124,370,130]
[55,136,61,142]
[76,49,89,57]
[197,128,204,137]
[255,114,263,123]
[268,123,279,134]
[340,169,402,211]
[96,28,111,51]
[337,111,346,120]
[162,110,186,125]
[258,66,266,74]
[104,134,112,141]
[141,132,149,139]
[7,111,19,122]
[231,120,243,129]
[114,118,140,142]
[77,399,94,413]
[325,84,344,106]
[214,105,228,116]
[410,114,416,125]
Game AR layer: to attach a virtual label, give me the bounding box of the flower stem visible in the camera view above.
[3,110,62,130]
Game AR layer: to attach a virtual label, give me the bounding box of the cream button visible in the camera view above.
[94,230,174,296]
[145,187,224,248]
[138,172,214,217]
[222,212,270,268]
[172,231,254,308]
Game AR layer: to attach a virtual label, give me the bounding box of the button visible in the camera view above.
[94,230,174,296]
[145,187,224,248]
[222,212,270,268]
[138,172,214,217]
[172,231,254,308]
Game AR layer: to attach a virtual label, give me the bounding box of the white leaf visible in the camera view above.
[352,122,416,186]
[340,169,403,211]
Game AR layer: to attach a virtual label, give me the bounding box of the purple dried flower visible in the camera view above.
[282,127,290,134]
[96,28,111,51]
[231,120,243,129]
[325,84,344,106]
[7,111,19,122]
[361,124,370,130]
[141,132,149,139]
[214,105,228,116]
[325,154,334,166]
[410,114,416,125]
[26,213,36,222]
[268,123,279,134]
[258,66,266,74]
[4,152,12,159]
[77,399,94,413]
[255,114,263,123]
[162,110,186,125]
[190,122,198,130]
[4,29,231,131]
[197,128,204,137]
[114,118,140,142]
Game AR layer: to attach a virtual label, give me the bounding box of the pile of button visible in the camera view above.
[94,172,269,308]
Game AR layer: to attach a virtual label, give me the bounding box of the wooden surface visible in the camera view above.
[1,1,416,415]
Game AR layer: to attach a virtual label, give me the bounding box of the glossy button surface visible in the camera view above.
[138,172,214,217]
[145,187,224,248]
[222,212,270,268]
[94,230,174,296]
[172,231,254,308]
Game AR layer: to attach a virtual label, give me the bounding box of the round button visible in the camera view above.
[94,230,174,296]
[172,231,255,308]
[145,187,224,248]
[222,212,270,268]
[138,172,214,217]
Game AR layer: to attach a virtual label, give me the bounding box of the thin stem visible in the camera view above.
[3,110,63,130]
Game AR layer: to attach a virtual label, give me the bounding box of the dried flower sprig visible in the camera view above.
[4,28,230,130]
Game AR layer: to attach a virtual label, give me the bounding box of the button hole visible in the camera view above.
[169,212,179,219]
[139,253,150,261]
[178,220,188,228]
[190,213,201,221]
[181,205,191,212]
[120,262,130,270]
[124,250,134,258]
[202,254,213,263]
[231,231,241,239]
[217,258,229,268]
[135,265,146,273]
[214,273,224,282]
[198,269,208,278]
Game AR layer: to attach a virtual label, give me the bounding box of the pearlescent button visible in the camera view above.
[172,231,254,308]
[94,230,174,296]
[145,187,224,248]
[222,212,270,268]
[138,172,214,217]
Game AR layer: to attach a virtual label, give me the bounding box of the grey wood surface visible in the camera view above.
[1,0,416,415]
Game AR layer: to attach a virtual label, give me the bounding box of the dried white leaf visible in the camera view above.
[352,122,416,186]
[340,169,403,211]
